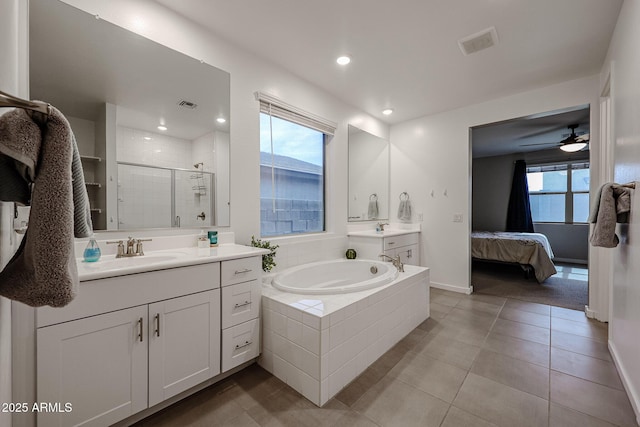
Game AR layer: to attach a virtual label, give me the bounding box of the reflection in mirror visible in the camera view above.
[348,125,389,222]
[29,0,231,230]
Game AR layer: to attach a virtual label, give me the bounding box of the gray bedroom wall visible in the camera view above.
[472,149,589,264]
[472,153,517,231]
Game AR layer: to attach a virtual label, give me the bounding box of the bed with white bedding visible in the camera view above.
[471,231,557,283]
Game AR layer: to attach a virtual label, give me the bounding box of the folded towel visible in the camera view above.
[589,183,631,248]
[368,199,379,220]
[398,199,412,222]
[0,106,93,307]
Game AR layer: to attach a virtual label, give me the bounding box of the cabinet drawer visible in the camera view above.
[221,318,260,372]
[384,233,419,250]
[221,257,261,287]
[221,280,261,329]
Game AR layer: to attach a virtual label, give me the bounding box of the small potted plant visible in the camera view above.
[250,235,279,272]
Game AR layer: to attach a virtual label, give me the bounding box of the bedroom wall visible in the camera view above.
[391,74,600,292]
[472,153,517,231]
[472,149,590,263]
[601,0,640,421]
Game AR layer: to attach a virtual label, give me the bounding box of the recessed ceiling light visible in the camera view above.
[216,117,226,124]
[336,56,351,65]
[143,136,152,141]
[382,108,394,115]
[157,125,167,131]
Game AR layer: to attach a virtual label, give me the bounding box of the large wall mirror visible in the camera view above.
[29,0,231,230]
[348,125,389,222]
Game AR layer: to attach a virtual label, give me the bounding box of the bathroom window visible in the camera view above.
[527,161,590,223]
[257,92,335,237]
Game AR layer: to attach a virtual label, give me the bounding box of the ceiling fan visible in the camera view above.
[521,124,589,152]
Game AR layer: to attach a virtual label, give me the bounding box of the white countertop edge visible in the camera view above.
[347,229,421,238]
[78,244,269,282]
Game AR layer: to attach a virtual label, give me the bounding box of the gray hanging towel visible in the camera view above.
[589,182,631,248]
[0,106,93,307]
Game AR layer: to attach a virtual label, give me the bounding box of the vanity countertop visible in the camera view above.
[78,244,269,281]
[347,229,420,238]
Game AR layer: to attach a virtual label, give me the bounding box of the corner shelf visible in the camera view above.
[85,182,102,188]
[90,208,102,214]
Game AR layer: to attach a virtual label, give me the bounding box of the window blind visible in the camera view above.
[255,91,337,136]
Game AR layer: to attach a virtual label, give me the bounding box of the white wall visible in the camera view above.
[390,75,601,292]
[602,0,640,421]
[1,1,30,426]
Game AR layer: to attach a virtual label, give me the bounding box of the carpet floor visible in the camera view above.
[471,261,588,311]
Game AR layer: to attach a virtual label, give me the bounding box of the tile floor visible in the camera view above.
[134,288,638,427]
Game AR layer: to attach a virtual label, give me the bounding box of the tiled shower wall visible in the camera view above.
[116,126,214,228]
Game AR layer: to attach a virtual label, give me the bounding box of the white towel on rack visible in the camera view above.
[368,199,379,219]
[398,199,412,222]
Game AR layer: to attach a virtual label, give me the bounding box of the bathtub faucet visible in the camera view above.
[379,254,404,273]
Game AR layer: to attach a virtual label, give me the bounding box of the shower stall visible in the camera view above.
[117,162,215,229]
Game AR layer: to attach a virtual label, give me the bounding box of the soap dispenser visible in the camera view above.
[83,236,101,262]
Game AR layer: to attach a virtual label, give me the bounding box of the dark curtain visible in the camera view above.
[506,159,534,232]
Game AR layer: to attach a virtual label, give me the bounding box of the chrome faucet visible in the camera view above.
[379,253,404,272]
[106,237,153,258]
[377,222,389,231]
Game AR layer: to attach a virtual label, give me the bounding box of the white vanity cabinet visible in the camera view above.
[220,256,262,372]
[148,290,221,407]
[383,233,420,265]
[348,231,420,266]
[36,262,222,427]
[37,305,149,427]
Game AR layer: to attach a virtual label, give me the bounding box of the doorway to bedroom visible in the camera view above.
[469,105,590,311]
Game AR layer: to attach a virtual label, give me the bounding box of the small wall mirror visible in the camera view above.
[29,0,231,230]
[348,125,390,222]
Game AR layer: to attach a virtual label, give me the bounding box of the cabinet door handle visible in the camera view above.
[235,340,253,350]
[154,313,161,337]
[388,241,396,246]
[234,301,252,309]
[137,317,143,342]
[234,268,252,275]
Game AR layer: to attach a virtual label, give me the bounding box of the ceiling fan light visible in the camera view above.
[560,142,587,152]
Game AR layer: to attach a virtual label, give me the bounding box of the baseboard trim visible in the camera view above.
[608,340,640,425]
[585,305,597,319]
[554,257,588,265]
[431,281,473,295]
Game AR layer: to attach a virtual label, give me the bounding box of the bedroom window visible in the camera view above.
[527,162,590,224]
[256,92,336,237]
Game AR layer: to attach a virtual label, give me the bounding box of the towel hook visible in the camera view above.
[369,193,378,201]
[399,192,410,201]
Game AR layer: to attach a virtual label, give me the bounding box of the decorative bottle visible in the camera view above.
[83,236,101,262]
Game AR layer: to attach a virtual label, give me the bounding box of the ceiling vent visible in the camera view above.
[177,100,198,109]
[458,27,499,56]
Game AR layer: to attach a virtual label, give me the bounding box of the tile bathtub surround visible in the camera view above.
[260,266,430,406]
[133,288,638,427]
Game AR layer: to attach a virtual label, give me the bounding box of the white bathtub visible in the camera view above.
[272,259,398,294]
[261,261,430,407]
